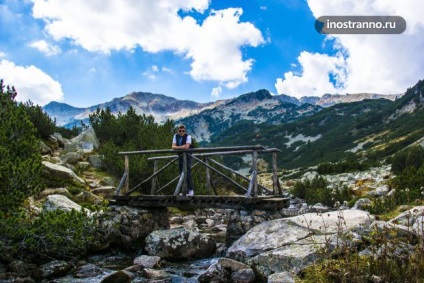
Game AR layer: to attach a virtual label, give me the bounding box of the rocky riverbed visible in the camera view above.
[2,129,424,283]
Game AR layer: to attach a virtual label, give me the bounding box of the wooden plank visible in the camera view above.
[124,155,129,195]
[119,145,266,155]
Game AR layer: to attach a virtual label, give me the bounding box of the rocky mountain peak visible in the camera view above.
[227,89,273,105]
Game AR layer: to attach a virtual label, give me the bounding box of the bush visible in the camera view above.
[0,80,44,212]
[291,176,352,207]
[0,209,96,261]
[390,145,424,175]
[22,101,57,139]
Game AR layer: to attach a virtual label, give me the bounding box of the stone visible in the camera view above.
[60,152,83,165]
[73,263,105,278]
[64,127,99,153]
[267,271,295,283]
[133,255,161,268]
[43,194,91,215]
[39,188,73,199]
[88,155,104,169]
[231,268,256,283]
[100,270,133,283]
[351,198,372,210]
[42,161,85,185]
[8,260,28,277]
[145,227,216,260]
[39,141,52,155]
[32,260,70,280]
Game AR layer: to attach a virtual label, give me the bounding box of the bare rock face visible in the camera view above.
[145,227,216,261]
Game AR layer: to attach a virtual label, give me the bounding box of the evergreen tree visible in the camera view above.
[0,80,44,212]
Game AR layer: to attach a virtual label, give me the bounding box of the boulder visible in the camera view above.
[39,188,73,199]
[267,271,295,283]
[145,227,216,260]
[198,258,252,283]
[32,260,70,280]
[64,127,99,153]
[100,270,133,283]
[60,152,83,165]
[133,255,161,268]
[96,206,169,251]
[43,194,91,215]
[42,161,85,185]
[226,210,374,277]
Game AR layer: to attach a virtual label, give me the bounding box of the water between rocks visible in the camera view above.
[47,226,225,282]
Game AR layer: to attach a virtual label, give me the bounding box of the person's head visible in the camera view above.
[177,125,186,136]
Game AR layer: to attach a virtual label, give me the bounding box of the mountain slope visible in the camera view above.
[177,89,322,144]
[211,79,424,169]
[43,91,222,128]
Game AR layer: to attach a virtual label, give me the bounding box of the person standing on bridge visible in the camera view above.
[172,125,195,196]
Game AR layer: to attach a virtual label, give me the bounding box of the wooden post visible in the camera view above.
[205,157,211,195]
[252,150,258,197]
[183,152,188,195]
[272,152,278,196]
[151,160,158,195]
[124,155,129,195]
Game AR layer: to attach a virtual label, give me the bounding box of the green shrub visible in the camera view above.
[0,209,96,261]
[291,176,352,207]
[0,80,44,212]
[390,145,424,175]
[22,101,57,139]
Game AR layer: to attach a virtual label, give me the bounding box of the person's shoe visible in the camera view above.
[188,190,194,196]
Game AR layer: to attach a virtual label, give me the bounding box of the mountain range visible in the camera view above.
[43,80,424,170]
[43,90,400,144]
[212,80,424,169]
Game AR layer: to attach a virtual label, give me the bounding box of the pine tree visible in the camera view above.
[0,80,44,212]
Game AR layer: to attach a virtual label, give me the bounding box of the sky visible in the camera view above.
[0,0,423,107]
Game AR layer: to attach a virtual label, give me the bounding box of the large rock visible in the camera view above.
[64,127,99,153]
[145,227,216,260]
[60,152,83,165]
[95,206,169,251]
[226,210,374,277]
[42,161,85,185]
[43,194,91,215]
[32,260,71,280]
[198,258,253,283]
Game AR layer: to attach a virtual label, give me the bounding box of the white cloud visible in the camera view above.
[32,0,264,90]
[276,0,424,97]
[29,39,61,56]
[211,86,222,98]
[0,51,5,58]
[276,51,347,98]
[0,59,64,105]
[162,67,173,74]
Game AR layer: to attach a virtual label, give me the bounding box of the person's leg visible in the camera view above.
[178,156,183,173]
[187,155,194,195]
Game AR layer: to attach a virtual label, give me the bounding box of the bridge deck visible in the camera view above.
[111,195,290,211]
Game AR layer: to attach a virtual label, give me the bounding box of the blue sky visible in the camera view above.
[0,0,423,107]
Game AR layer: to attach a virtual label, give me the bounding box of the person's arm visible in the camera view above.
[172,142,190,149]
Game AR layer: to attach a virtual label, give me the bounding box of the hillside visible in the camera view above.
[212,80,424,169]
[43,91,222,128]
[177,89,322,144]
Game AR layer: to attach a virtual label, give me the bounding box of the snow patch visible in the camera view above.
[285,134,322,147]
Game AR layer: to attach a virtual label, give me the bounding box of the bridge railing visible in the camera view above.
[115,145,282,198]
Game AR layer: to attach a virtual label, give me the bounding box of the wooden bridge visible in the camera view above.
[111,145,289,211]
